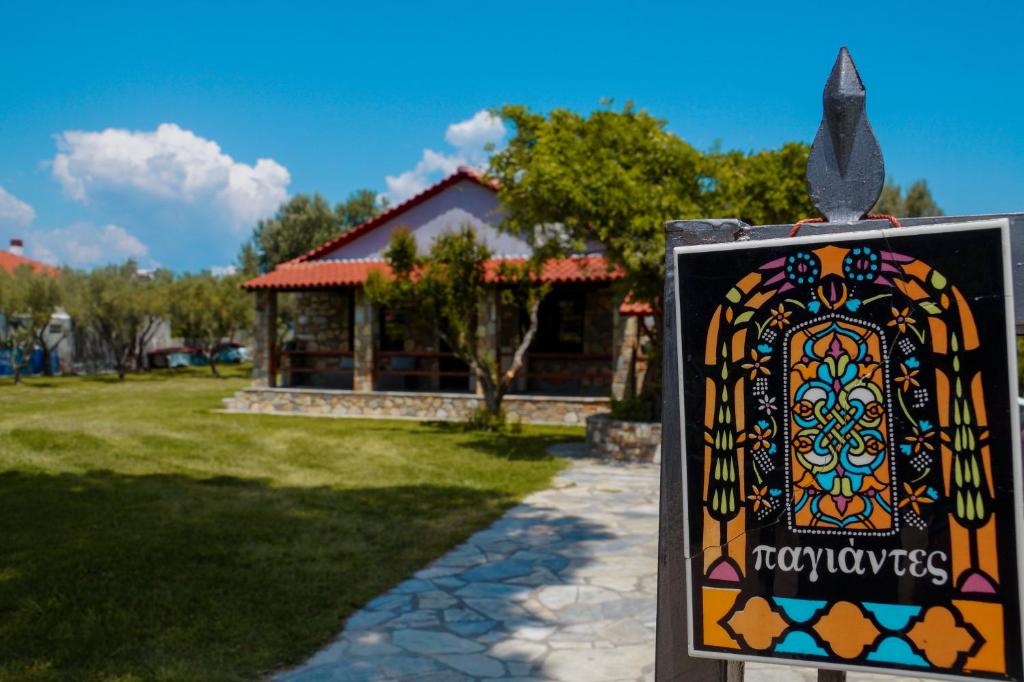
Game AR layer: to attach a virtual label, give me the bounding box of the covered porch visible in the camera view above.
[249,281,645,403]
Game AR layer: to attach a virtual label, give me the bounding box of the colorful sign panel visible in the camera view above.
[674,219,1023,680]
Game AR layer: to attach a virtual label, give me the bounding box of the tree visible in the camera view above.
[489,103,815,413]
[64,262,148,381]
[242,190,387,273]
[169,272,252,376]
[871,178,943,218]
[134,269,173,370]
[366,226,548,423]
[335,189,383,228]
[0,265,64,383]
[701,142,816,225]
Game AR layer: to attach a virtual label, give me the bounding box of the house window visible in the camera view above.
[378,307,407,352]
[48,323,63,334]
[533,289,585,354]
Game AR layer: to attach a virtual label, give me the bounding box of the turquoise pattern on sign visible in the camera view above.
[774,631,827,657]
[861,602,922,631]
[773,597,828,624]
[867,636,929,667]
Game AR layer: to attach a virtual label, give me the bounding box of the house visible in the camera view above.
[229,168,647,425]
[0,239,179,375]
[0,239,73,374]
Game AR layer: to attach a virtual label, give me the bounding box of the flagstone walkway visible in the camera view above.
[277,445,658,681]
[275,445,925,682]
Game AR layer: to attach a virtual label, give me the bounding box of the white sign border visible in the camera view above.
[672,218,1023,681]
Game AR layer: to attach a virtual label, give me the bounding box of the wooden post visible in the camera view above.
[656,219,749,682]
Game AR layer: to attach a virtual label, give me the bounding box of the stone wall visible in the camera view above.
[223,387,610,426]
[252,289,276,387]
[585,414,662,463]
[285,291,353,388]
[294,291,351,352]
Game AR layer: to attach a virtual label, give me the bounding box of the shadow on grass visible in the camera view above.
[419,420,583,462]
[76,366,251,384]
[0,469,512,682]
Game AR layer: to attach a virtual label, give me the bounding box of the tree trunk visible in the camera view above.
[495,297,542,402]
[40,346,52,376]
[640,306,664,420]
[208,350,219,377]
[117,346,131,381]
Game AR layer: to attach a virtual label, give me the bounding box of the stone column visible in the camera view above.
[611,304,638,400]
[475,289,499,396]
[352,288,376,392]
[252,289,277,387]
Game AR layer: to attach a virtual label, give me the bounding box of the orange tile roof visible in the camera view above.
[618,300,654,316]
[242,254,622,290]
[243,260,391,289]
[0,250,59,276]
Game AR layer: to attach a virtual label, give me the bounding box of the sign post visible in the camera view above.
[657,48,1024,682]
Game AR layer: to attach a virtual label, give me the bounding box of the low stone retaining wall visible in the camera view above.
[585,414,662,463]
[223,387,609,426]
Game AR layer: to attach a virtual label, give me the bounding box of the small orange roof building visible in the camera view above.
[0,239,58,276]
[236,168,646,421]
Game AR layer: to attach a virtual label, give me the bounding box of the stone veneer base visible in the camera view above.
[585,414,662,463]
[223,387,609,426]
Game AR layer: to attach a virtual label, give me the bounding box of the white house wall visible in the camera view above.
[315,179,533,260]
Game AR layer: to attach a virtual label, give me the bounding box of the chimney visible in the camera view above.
[9,239,23,256]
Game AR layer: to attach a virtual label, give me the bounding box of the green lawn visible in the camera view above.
[0,366,577,681]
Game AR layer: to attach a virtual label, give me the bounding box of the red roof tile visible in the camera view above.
[243,260,390,290]
[0,250,59,276]
[242,255,622,290]
[295,167,499,264]
[618,300,654,316]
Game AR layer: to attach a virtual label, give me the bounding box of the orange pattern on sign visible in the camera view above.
[907,606,976,668]
[812,601,880,659]
[726,596,787,650]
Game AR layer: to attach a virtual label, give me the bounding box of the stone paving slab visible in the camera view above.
[276,446,929,681]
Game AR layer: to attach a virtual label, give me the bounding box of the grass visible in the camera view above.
[0,365,579,681]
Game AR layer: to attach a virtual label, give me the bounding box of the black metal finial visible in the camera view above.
[806,47,885,223]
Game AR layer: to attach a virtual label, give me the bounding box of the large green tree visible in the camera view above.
[243,190,387,273]
[488,103,816,411]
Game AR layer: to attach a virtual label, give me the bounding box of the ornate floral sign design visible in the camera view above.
[674,220,1023,680]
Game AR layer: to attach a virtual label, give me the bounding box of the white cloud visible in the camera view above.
[0,185,36,227]
[51,123,290,230]
[444,110,505,163]
[27,223,150,268]
[210,264,237,277]
[384,149,464,203]
[383,110,505,204]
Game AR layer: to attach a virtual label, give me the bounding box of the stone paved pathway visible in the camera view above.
[276,446,927,682]
[277,446,658,681]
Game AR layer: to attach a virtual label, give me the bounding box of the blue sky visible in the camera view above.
[0,0,1020,272]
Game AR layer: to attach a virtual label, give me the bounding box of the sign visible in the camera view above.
[673,219,1023,680]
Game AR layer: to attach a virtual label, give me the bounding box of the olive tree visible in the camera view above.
[366,226,548,424]
[169,271,252,376]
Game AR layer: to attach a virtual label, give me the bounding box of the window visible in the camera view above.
[378,307,407,352]
[533,289,585,353]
